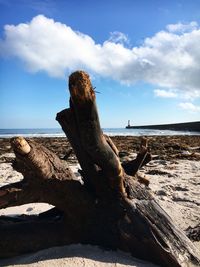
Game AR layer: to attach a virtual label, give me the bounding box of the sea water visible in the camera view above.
[0,128,200,138]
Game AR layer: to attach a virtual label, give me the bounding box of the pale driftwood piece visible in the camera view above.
[0,71,200,267]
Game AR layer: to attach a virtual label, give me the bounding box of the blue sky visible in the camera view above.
[0,0,200,128]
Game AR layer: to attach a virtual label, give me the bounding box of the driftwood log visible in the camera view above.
[0,71,200,267]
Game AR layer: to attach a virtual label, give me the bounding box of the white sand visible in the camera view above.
[0,244,158,267]
[145,159,200,230]
[0,152,199,266]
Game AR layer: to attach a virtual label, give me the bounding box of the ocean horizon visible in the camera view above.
[0,128,200,138]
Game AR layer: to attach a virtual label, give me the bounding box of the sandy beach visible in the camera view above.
[1,0,200,265]
[0,136,200,266]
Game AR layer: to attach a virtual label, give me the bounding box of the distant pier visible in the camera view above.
[126,121,200,132]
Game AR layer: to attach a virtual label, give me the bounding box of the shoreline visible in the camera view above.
[1,126,200,139]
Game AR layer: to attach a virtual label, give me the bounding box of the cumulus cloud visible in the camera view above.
[179,102,200,112]
[154,89,177,98]
[0,15,200,100]
[166,21,198,33]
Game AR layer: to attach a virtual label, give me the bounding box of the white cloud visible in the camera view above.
[166,21,198,33]
[179,102,200,112]
[108,31,129,45]
[154,89,177,98]
[0,15,200,100]
[180,90,200,100]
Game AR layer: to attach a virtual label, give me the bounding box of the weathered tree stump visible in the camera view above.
[0,71,200,267]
